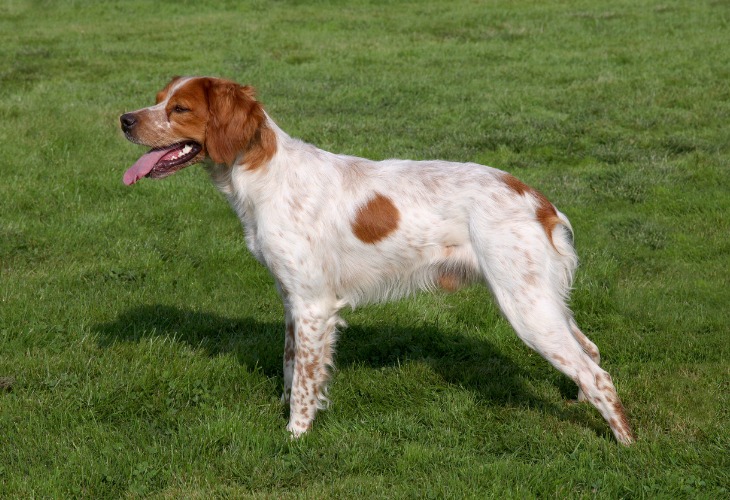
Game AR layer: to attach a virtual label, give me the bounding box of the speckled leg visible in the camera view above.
[281,310,295,404]
[286,303,340,437]
[475,238,634,445]
[568,318,601,402]
[495,293,633,445]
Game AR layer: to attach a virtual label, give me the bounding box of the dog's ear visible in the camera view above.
[205,79,267,167]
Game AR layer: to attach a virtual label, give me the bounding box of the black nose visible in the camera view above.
[120,113,137,132]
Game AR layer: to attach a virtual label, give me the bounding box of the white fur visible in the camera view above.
[208,117,632,444]
[126,82,634,444]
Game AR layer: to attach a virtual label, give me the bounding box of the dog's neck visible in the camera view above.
[204,112,281,192]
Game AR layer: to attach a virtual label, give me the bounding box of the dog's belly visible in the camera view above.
[334,236,482,307]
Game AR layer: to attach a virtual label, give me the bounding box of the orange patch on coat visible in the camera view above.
[573,329,600,362]
[502,173,562,249]
[304,357,319,380]
[502,173,531,196]
[437,272,461,292]
[612,400,633,439]
[552,354,568,365]
[352,193,400,244]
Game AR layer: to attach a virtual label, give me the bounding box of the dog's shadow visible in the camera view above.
[94,304,603,437]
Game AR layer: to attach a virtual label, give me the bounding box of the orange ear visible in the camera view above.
[205,80,266,166]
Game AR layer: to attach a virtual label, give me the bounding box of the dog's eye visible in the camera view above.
[173,104,190,113]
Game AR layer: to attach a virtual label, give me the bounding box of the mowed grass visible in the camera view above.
[1,0,728,496]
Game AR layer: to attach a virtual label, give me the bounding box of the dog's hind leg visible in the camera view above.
[495,286,632,444]
[568,318,602,401]
[473,226,633,444]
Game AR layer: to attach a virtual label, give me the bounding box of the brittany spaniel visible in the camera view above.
[120,76,633,444]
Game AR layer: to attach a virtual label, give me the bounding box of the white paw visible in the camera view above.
[286,421,310,438]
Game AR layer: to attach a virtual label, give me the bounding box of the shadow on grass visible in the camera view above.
[94,304,607,439]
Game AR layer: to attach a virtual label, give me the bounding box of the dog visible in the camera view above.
[120,76,633,444]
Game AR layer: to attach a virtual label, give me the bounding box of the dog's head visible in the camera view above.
[120,76,275,185]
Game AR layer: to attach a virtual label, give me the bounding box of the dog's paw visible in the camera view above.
[286,420,311,438]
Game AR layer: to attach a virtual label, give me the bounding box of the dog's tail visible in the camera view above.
[546,208,579,301]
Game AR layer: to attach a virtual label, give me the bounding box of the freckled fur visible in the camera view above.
[121,76,634,445]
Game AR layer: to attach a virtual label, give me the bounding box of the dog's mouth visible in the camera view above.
[123,141,203,185]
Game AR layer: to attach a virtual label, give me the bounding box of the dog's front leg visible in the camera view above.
[275,282,296,405]
[286,303,339,437]
[282,310,295,404]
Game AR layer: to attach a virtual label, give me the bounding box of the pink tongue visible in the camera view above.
[123,147,176,185]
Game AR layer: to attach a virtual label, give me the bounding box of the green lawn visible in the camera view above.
[1,0,728,497]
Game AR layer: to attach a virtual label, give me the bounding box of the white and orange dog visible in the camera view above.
[120,76,633,444]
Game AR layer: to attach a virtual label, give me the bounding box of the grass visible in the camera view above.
[1,0,728,496]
